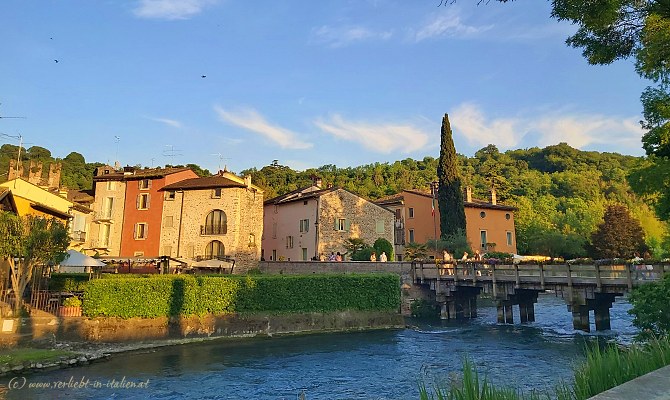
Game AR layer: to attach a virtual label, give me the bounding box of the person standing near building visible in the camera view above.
[379,251,388,262]
[370,252,377,262]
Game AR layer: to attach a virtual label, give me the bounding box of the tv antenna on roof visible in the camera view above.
[211,153,231,171]
[163,145,183,164]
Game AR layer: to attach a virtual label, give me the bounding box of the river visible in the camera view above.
[2,293,636,399]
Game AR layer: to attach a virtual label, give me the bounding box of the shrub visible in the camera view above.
[49,273,91,292]
[62,296,82,307]
[373,238,394,260]
[82,274,401,319]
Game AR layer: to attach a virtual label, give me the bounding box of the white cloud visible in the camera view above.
[132,0,217,20]
[314,114,430,154]
[311,25,392,48]
[214,106,312,150]
[146,116,182,128]
[450,103,644,152]
[410,10,492,42]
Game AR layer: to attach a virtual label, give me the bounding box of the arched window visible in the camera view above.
[205,240,225,259]
[202,210,227,235]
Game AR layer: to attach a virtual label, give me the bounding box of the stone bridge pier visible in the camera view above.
[495,289,540,325]
[431,280,481,320]
[567,291,620,332]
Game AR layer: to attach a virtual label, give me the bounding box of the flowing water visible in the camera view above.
[2,293,636,399]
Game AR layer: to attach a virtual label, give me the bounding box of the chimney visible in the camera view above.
[48,163,62,188]
[313,176,322,188]
[490,187,497,205]
[28,161,43,185]
[465,186,472,203]
[244,175,252,188]
[8,159,21,180]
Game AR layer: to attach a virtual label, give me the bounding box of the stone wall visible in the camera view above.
[0,310,404,345]
[161,186,263,272]
[318,189,394,259]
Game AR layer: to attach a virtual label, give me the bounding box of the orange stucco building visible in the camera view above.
[376,187,517,259]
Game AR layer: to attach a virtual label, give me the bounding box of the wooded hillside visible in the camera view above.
[1,141,666,258]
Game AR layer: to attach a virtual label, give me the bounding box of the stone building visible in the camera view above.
[262,179,395,261]
[159,170,264,272]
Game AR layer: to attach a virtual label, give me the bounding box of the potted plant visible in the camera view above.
[59,296,82,317]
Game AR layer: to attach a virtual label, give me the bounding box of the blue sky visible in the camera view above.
[0,0,649,175]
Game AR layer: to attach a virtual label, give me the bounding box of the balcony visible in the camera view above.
[71,231,86,242]
[94,211,113,222]
[89,239,109,249]
[200,224,227,235]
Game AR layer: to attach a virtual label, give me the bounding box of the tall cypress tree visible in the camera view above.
[437,113,466,238]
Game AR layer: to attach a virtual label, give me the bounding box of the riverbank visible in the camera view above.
[0,309,406,377]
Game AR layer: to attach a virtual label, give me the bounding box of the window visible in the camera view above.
[480,211,486,218]
[102,197,114,219]
[299,219,310,232]
[506,231,513,246]
[205,240,225,259]
[249,233,256,246]
[134,251,144,257]
[303,200,308,205]
[212,188,222,198]
[272,249,277,261]
[139,179,150,190]
[202,210,227,235]
[480,230,488,250]
[137,193,150,210]
[163,216,173,228]
[375,220,384,234]
[409,208,415,218]
[302,248,308,261]
[100,224,110,247]
[286,236,294,249]
[166,191,176,200]
[106,181,115,191]
[409,229,415,243]
[505,213,511,220]
[135,223,148,239]
[335,218,349,232]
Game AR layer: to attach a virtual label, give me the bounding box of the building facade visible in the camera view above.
[160,171,264,271]
[376,187,517,259]
[87,166,198,257]
[263,182,394,261]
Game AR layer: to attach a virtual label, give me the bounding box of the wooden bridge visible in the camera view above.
[412,261,668,332]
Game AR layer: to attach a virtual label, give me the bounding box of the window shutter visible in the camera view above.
[146,194,150,209]
[145,224,148,239]
[334,218,338,230]
[136,195,140,210]
[133,223,138,239]
[148,179,152,189]
[305,219,309,232]
[345,219,351,232]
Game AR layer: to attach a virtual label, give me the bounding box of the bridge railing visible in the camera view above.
[415,261,668,289]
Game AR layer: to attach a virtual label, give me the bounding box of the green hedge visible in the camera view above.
[83,274,401,319]
[49,273,92,292]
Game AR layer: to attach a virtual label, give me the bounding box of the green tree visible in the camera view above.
[403,242,428,261]
[343,238,369,261]
[590,204,648,259]
[426,229,472,259]
[437,113,466,238]
[373,238,394,260]
[629,274,670,339]
[0,213,70,312]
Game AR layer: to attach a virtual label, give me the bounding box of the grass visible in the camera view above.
[0,348,76,367]
[420,336,670,400]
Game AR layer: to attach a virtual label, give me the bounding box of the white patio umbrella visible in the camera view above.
[56,249,106,273]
